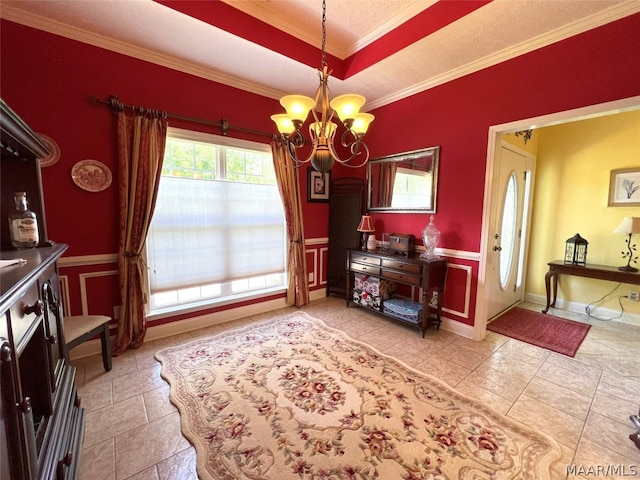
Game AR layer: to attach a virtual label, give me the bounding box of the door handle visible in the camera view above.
[493,246,502,251]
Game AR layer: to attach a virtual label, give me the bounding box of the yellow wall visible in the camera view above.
[526,109,640,319]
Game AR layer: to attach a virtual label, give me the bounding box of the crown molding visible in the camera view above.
[221,0,434,60]
[3,1,639,110]
[368,1,640,110]
[348,1,436,57]
[0,5,286,100]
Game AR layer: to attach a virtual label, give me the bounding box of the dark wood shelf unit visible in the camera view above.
[346,249,447,337]
[1,99,84,480]
[326,177,364,298]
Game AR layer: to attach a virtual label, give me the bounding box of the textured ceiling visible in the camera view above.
[222,0,434,58]
[1,0,639,110]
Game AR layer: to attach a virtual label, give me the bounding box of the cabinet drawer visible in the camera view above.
[384,270,422,286]
[9,284,41,353]
[382,259,421,274]
[351,262,381,276]
[350,252,382,267]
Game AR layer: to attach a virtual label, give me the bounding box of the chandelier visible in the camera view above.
[271,0,374,173]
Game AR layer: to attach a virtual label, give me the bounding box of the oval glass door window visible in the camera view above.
[499,173,518,289]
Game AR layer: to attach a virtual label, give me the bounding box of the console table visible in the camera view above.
[346,249,447,336]
[542,260,640,313]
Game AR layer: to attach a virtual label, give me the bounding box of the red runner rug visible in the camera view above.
[487,307,591,357]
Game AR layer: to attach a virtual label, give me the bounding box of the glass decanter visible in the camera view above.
[420,215,440,260]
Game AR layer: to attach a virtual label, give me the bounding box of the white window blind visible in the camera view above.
[146,128,286,311]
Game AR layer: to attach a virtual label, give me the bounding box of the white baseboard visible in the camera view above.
[440,315,477,340]
[69,288,331,361]
[525,293,640,327]
[84,288,629,361]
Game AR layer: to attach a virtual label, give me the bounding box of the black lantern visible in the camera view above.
[564,233,588,266]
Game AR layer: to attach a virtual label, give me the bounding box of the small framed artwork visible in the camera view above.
[608,168,640,206]
[308,168,331,202]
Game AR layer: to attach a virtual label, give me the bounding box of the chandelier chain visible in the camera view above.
[321,0,327,68]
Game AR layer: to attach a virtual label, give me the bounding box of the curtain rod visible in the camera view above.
[88,95,274,139]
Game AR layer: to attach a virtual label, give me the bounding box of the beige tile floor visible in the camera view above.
[73,298,640,479]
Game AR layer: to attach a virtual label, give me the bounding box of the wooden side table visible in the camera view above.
[346,249,447,336]
[542,260,640,313]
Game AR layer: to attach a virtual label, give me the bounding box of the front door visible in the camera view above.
[487,142,535,319]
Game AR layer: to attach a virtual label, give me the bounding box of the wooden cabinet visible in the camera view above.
[346,249,447,337]
[0,100,51,251]
[1,99,84,479]
[1,246,84,480]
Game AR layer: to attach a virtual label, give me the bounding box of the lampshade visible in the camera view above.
[270,114,296,135]
[351,113,375,135]
[279,95,315,122]
[357,215,375,233]
[310,121,337,139]
[612,217,640,234]
[330,94,366,122]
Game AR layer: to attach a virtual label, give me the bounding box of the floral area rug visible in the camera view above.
[155,312,561,479]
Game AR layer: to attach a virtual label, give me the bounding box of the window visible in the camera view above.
[146,128,286,315]
[391,167,432,209]
[499,173,517,290]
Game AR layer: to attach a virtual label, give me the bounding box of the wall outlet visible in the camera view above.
[629,290,640,301]
[113,305,121,319]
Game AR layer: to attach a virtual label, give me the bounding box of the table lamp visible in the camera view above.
[612,216,640,272]
[357,214,375,251]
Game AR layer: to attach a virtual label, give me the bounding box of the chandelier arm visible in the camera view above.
[284,138,311,168]
[289,130,305,148]
[335,142,370,168]
[325,132,370,169]
[282,134,325,169]
[340,129,361,148]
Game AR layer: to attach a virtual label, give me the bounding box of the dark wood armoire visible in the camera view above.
[1,99,84,480]
[326,177,364,298]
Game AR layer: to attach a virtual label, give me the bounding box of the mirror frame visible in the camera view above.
[366,146,440,213]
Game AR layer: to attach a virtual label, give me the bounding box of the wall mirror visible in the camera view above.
[367,146,439,213]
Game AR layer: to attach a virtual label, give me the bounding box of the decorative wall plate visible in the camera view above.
[36,133,61,167]
[71,159,112,192]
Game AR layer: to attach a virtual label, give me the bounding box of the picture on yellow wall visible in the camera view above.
[608,168,640,206]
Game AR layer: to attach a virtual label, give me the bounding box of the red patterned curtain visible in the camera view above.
[271,140,309,307]
[113,109,167,355]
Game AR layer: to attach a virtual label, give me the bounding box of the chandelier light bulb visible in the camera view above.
[351,113,375,135]
[270,114,296,135]
[279,95,315,122]
[330,94,366,122]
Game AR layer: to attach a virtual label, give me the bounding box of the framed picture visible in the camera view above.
[308,168,331,202]
[608,168,640,206]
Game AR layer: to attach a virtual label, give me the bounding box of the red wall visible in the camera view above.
[365,13,640,253]
[0,20,329,320]
[2,13,640,327]
[1,21,306,255]
[362,13,640,325]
